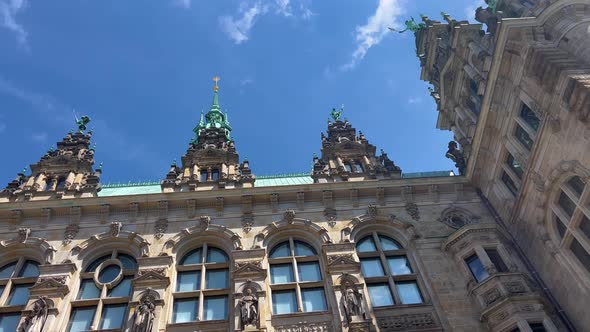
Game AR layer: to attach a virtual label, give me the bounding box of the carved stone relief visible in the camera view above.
[131,288,157,332]
[377,313,437,330]
[405,202,420,221]
[154,219,167,240]
[17,296,50,332]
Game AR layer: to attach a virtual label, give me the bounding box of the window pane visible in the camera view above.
[78,279,101,299]
[356,236,377,252]
[272,290,297,314]
[387,256,413,275]
[205,269,229,289]
[529,322,547,332]
[98,264,121,284]
[297,262,322,282]
[379,235,401,250]
[344,163,352,172]
[506,154,523,179]
[465,254,489,283]
[570,238,590,273]
[360,258,385,277]
[485,249,509,273]
[199,170,208,182]
[367,284,394,306]
[515,125,533,151]
[580,215,590,240]
[270,264,294,284]
[556,218,567,239]
[520,104,540,131]
[177,271,201,292]
[7,283,32,305]
[206,248,228,263]
[294,241,316,256]
[211,169,220,181]
[0,286,4,299]
[354,162,364,173]
[85,255,110,272]
[99,303,127,329]
[18,261,39,278]
[173,298,198,323]
[204,296,228,320]
[269,242,291,258]
[568,176,585,197]
[180,248,202,265]
[558,191,576,218]
[396,281,423,304]
[0,262,17,279]
[108,276,132,297]
[67,307,96,332]
[0,313,22,332]
[502,171,518,196]
[301,288,327,312]
[118,254,137,270]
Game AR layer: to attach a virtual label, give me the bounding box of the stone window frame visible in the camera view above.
[458,244,514,285]
[0,257,40,315]
[355,231,427,307]
[170,243,231,323]
[548,174,590,282]
[68,250,137,331]
[267,237,329,316]
[500,317,559,332]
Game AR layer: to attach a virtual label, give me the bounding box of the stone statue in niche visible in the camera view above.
[131,290,156,332]
[238,288,259,329]
[18,296,49,332]
[342,287,365,323]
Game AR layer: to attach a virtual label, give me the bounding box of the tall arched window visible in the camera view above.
[552,176,590,274]
[0,258,39,331]
[67,251,137,332]
[172,245,230,323]
[356,233,423,307]
[268,238,327,315]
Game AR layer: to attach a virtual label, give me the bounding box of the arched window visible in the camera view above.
[211,169,220,181]
[551,176,590,274]
[67,251,137,332]
[0,258,39,331]
[172,245,230,323]
[356,233,423,306]
[199,170,208,182]
[268,238,327,315]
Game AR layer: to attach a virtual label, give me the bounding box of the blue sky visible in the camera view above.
[0,0,485,184]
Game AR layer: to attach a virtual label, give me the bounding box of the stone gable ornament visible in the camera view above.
[63,224,79,245]
[18,296,49,332]
[238,288,259,329]
[110,222,122,237]
[284,209,296,224]
[18,227,31,243]
[199,215,211,231]
[154,219,168,240]
[367,204,378,217]
[131,289,157,332]
[405,202,420,221]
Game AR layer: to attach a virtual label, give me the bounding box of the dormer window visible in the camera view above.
[354,161,364,173]
[56,177,66,190]
[200,170,208,182]
[344,163,353,173]
[211,169,220,181]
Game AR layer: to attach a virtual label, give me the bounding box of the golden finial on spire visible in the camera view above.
[213,76,220,92]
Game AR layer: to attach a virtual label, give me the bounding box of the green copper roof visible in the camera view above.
[99,182,161,196]
[255,173,314,187]
[193,80,232,141]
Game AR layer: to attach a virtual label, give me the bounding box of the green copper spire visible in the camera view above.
[192,76,233,142]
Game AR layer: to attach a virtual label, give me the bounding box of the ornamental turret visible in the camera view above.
[311,107,401,183]
[161,77,254,192]
[0,115,102,202]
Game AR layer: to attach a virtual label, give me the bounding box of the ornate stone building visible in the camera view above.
[0,1,587,331]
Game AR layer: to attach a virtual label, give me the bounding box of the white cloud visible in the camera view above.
[342,0,404,71]
[407,97,421,104]
[219,2,269,44]
[465,0,486,23]
[275,0,292,17]
[240,78,254,86]
[0,0,28,48]
[174,0,191,9]
[31,132,47,142]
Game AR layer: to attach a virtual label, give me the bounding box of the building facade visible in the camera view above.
[0,1,588,331]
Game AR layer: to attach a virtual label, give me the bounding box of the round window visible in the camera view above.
[98,264,121,284]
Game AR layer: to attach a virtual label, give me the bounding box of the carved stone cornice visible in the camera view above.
[233,260,266,279]
[441,223,501,252]
[133,268,170,288]
[326,254,360,273]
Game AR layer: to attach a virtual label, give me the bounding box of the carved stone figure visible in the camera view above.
[18,296,49,332]
[131,291,156,332]
[238,288,259,328]
[110,222,122,237]
[445,141,467,175]
[342,288,365,323]
[18,227,31,243]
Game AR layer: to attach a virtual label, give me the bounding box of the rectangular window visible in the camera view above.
[580,215,590,240]
[0,313,22,332]
[297,262,322,282]
[520,103,540,131]
[172,298,198,323]
[506,153,524,179]
[176,271,200,292]
[367,283,394,307]
[515,125,534,151]
[301,288,327,312]
[570,238,590,273]
[529,322,547,332]
[270,264,294,284]
[485,249,509,273]
[387,256,413,275]
[203,296,228,320]
[465,254,489,283]
[396,281,423,304]
[199,170,208,182]
[558,191,576,218]
[7,283,32,306]
[272,290,297,314]
[78,279,101,299]
[98,303,127,329]
[205,269,228,289]
[67,307,96,332]
[108,276,132,297]
[360,258,385,277]
[501,171,519,196]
